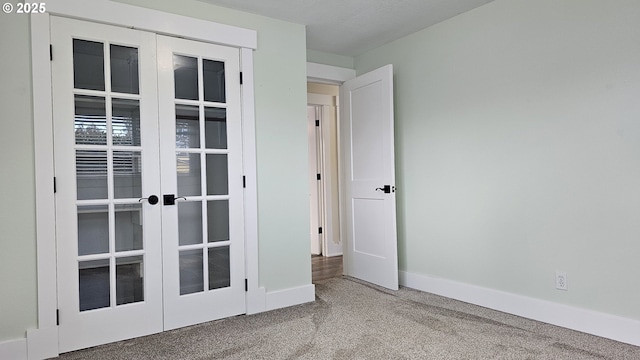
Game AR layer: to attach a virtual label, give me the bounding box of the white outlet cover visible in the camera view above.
[555,271,568,291]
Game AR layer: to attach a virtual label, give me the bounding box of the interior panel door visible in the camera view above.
[340,64,398,290]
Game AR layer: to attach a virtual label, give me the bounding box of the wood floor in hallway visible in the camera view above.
[311,255,343,283]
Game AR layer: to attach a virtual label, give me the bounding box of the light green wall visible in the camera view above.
[307,49,354,69]
[356,0,640,320]
[0,10,38,341]
[0,0,309,342]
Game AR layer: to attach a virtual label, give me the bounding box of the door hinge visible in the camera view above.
[315,119,320,127]
[318,227,323,234]
[240,72,243,85]
[245,279,248,292]
[49,45,53,61]
[242,176,246,188]
[56,309,59,326]
[53,177,57,193]
[316,173,321,181]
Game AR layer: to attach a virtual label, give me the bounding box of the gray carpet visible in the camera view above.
[56,277,640,359]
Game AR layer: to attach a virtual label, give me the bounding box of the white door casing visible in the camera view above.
[308,106,322,255]
[340,64,398,290]
[308,92,343,257]
[52,16,246,352]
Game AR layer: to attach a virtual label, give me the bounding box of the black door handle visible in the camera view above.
[163,194,187,205]
[375,185,393,194]
[138,195,159,205]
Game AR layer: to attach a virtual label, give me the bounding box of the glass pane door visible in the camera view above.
[52,17,163,352]
[157,35,245,330]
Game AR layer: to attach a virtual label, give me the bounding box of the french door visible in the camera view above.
[52,17,245,352]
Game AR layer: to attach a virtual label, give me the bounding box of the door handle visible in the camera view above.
[163,194,187,206]
[138,195,159,205]
[375,185,395,194]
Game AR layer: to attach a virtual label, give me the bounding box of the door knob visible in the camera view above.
[138,195,159,205]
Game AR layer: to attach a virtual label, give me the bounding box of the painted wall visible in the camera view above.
[307,49,354,69]
[0,0,310,342]
[0,10,38,341]
[355,0,640,320]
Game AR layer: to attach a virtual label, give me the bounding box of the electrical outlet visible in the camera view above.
[556,271,568,291]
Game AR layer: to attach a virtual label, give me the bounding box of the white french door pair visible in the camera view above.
[51,17,245,352]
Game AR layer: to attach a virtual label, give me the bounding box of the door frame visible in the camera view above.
[306,63,355,261]
[307,93,342,257]
[29,1,261,358]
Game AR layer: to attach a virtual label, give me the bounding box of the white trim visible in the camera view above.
[240,47,266,314]
[31,3,259,358]
[307,93,342,258]
[307,62,355,84]
[0,338,27,360]
[29,12,60,360]
[400,271,640,346]
[265,284,316,311]
[307,93,334,106]
[46,0,256,49]
[26,327,58,360]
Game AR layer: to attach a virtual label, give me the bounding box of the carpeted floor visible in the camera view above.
[55,277,640,359]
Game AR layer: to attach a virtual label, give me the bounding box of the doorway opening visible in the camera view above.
[307,82,343,282]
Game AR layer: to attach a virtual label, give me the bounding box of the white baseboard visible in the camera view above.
[400,271,640,346]
[26,326,59,360]
[265,284,315,312]
[0,338,27,360]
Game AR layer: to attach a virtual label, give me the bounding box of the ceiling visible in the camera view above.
[199,0,495,57]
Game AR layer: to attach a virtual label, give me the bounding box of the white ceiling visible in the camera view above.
[199,0,495,57]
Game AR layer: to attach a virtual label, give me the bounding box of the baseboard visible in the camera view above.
[26,326,59,360]
[400,271,640,346]
[0,338,27,360]
[265,284,315,312]
[324,250,343,257]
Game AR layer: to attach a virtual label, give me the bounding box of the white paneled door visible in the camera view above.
[340,65,398,290]
[52,17,245,352]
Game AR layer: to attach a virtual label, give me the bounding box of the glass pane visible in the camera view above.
[110,45,139,94]
[208,246,230,290]
[113,151,142,199]
[207,200,229,243]
[112,98,141,146]
[205,107,227,149]
[177,152,201,196]
[76,150,108,200]
[180,249,203,295]
[78,205,109,256]
[79,259,110,311]
[203,59,225,103]
[206,154,228,195]
[116,256,144,305]
[73,39,105,91]
[178,201,203,246]
[174,55,198,100]
[115,204,143,252]
[176,105,200,148]
[75,95,107,145]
